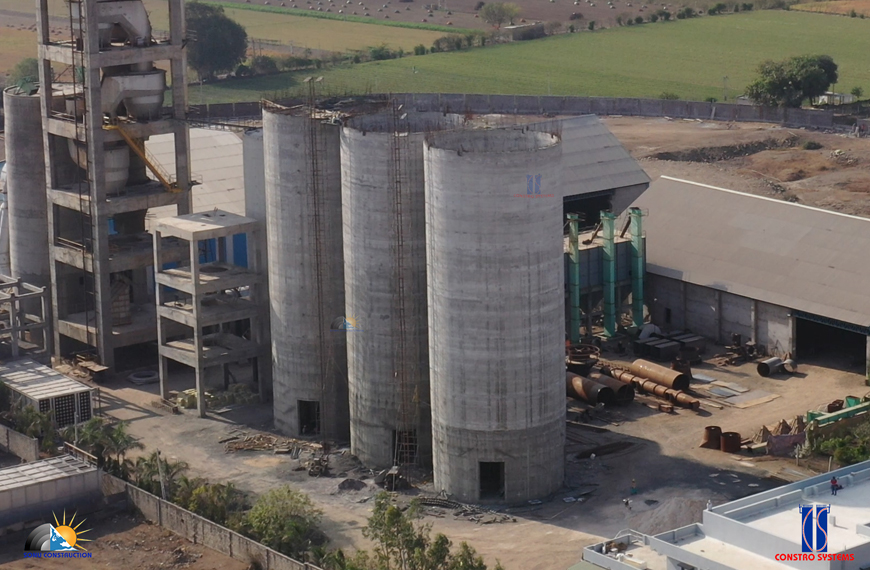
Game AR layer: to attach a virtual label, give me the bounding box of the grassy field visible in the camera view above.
[202,4,448,52]
[193,10,870,104]
[792,0,870,16]
[0,29,38,78]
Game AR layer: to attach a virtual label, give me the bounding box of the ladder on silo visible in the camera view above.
[389,100,418,466]
[305,77,330,437]
[67,1,98,351]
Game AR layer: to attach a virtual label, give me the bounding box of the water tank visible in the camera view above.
[3,87,50,286]
[263,106,349,440]
[340,112,446,468]
[424,128,565,503]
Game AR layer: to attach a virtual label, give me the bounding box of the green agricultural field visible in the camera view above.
[193,10,870,104]
[199,5,448,53]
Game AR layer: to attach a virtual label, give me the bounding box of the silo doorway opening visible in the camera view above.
[480,461,505,500]
[298,400,321,435]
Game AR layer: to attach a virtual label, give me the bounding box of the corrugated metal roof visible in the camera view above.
[145,129,245,226]
[0,455,96,491]
[530,115,650,197]
[0,358,92,401]
[632,177,870,328]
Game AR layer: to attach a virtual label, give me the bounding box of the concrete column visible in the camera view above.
[865,336,870,384]
[83,0,114,369]
[715,290,722,344]
[189,239,205,417]
[680,281,687,330]
[169,0,191,215]
[788,314,797,359]
[751,299,758,343]
[154,230,170,400]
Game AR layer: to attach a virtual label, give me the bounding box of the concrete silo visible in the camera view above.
[341,112,448,468]
[424,128,566,503]
[3,87,50,286]
[263,105,349,439]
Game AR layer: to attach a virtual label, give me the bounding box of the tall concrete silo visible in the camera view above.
[3,87,50,286]
[424,128,566,503]
[263,105,348,439]
[341,112,448,468]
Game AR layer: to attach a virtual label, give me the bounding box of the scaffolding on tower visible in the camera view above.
[389,99,418,466]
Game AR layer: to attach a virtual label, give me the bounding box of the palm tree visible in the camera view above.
[133,451,189,498]
[105,422,144,463]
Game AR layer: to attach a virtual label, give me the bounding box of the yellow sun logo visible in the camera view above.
[53,511,92,551]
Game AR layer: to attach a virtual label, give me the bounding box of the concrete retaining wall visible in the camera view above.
[720,292,754,345]
[757,300,792,356]
[0,423,39,462]
[646,275,795,355]
[684,284,718,340]
[123,482,315,570]
[190,94,834,129]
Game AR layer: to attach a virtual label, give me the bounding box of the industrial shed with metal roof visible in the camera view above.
[632,176,870,377]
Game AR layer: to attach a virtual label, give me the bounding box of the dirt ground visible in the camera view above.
[602,116,870,216]
[0,513,250,570]
[76,341,870,570]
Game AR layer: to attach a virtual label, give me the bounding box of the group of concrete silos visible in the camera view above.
[250,105,565,503]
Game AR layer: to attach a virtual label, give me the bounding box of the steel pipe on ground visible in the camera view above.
[594,375,635,404]
[757,357,797,377]
[566,372,614,406]
[601,366,700,410]
[628,359,690,391]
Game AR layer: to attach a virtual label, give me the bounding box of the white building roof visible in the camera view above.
[585,460,870,570]
[632,176,870,328]
[0,358,91,401]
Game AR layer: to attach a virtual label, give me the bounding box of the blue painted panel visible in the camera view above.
[199,238,218,263]
[232,234,248,268]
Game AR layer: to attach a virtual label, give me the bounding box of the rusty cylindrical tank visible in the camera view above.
[720,432,742,453]
[594,375,635,404]
[700,426,722,449]
[629,359,690,391]
[566,372,615,406]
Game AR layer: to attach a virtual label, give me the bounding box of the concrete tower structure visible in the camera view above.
[340,112,449,468]
[3,88,52,288]
[36,0,192,369]
[263,105,348,439]
[424,128,566,503]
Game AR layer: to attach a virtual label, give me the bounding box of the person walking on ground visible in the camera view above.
[831,476,838,496]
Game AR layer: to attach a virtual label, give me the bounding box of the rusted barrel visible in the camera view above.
[595,375,635,404]
[720,432,742,453]
[629,359,690,391]
[700,426,722,449]
[566,372,615,406]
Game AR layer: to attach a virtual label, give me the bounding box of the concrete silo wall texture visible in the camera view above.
[424,128,566,503]
[263,108,349,439]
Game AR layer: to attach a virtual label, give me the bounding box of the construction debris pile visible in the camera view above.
[418,497,516,524]
[175,384,259,411]
[221,431,322,454]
